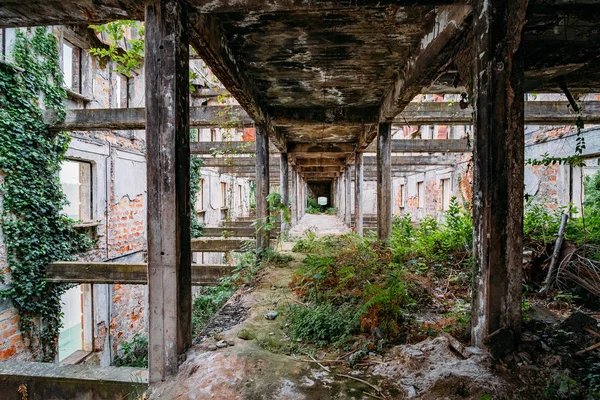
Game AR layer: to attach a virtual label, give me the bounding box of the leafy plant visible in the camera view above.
[287,303,360,347]
[89,21,144,77]
[0,28,92,361]
[114,334,148,368]
[192,285,234,336]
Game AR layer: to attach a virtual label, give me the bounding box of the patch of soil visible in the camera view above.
[194,294,248,344]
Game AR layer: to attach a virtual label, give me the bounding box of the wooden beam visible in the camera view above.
[294,157,347,167]
[378,6,472,122]
[45,106,251,131]
[353,5,471,151]
[367,139,471,153]
[471,0,527,358]
[271,106,378,125]
[47,101,600,131]
[145,0,191,382]
[297,166,344,173]
[377,123,392,245]
[201,227,259,237]
[189,0,469,14]
[47,262,233,285]
[190,238,251,252]
[286,142,356,153]
[255,126,270,251]
[189,14,286,151]
[355,153,364,236]
[280,153,290,237]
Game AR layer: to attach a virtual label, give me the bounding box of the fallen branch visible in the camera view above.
[337,373,382,394]
[541,212,569,293]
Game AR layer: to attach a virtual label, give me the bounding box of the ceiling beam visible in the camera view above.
[356,5,471,150]
[189,14,286,151]
[271,106,378,126]
[188,0,470,14]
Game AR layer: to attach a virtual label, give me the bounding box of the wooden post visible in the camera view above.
[291,167,298,226]
[255,125,270,251]
[355,153,364,235]
[280,153,289,237]
[471,0,527,358]
[377,122,392,244]
[145,0,190,383]
[345,165,351,226]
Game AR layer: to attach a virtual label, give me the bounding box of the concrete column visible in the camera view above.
[345,165,351,226]
[471,0,527,358]
[145,0,191,383]
[377,122,392,244]
[355,153,364,235]
[280,153,289,237]
[255,125,270,251]
[290,167,298,226]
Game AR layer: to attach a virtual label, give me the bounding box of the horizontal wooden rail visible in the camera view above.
[47,262,233,285]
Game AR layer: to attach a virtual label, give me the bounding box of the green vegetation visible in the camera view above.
[0,28,92,361]
[192,285,235,334]
[306,197,322,214]
[287,303,360,347]
[114,334,148,368]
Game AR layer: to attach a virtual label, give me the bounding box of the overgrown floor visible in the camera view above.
[148,246,519,400]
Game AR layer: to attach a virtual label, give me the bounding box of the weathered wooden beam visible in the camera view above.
[189,14,286,151]
[271,106,378,125]
[286,142,356,153]
[367,139,471,153]
[189,0,470,14]
[201,227,257,237]
[45,106,251,131]
[378,6,471,122]
[355,153,364,235]
[377,123,392,245]
[46,262,233,285]
[145,0,191,382]
[297,166,344,173]
[190,238,252,252]
[280,153,290,237]
[47,101,600,131]
[293,157,347,167]
[353,5,471,151]
[255,126,270,251]
[471,0,527,358]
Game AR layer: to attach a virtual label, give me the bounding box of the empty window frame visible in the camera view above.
[195,178,204,211]
[220,182,228,208]
[417,181,425,209]
[61,41,81,92]
[440,178,451,211]
[60,160,92,221]
[1,28,16,61]
[237,184,243,208]
[116,73,130,108]
[398,184,405,209]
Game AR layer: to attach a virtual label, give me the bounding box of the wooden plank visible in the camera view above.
[46,101,600,131]
[280,153,290,237]
[46,262,233,285]
[145,0,191,382]
[255,126,270,251]
[201,227,256,237]
[355,153,364,235]
[471,0,528,358]
[191,238,252,252]
[377,123,392,245]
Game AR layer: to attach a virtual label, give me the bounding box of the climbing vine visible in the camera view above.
[526,113,586,167]
[190,132,205,238]
[0,28,92,361]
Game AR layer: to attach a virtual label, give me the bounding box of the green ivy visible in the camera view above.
[190,140,204,238]
[0,28,92,361]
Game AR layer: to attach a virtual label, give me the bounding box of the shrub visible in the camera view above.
[287,303,360,347]
[192,285,234,335]
[114,334,148,368]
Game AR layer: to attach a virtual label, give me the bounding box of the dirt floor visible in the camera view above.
[148,245,532,400]
[288,214,351,238]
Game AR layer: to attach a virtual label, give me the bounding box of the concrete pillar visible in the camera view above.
[355,153,364,235]
[255,125,270,251]
[145,0,191,383]
[345,165,351,226]
[377,122,392,244]
[291,167,298,226]
[471,0,527,358]
[280,153,289,237]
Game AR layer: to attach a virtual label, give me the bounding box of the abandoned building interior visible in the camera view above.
[0,0,600,398]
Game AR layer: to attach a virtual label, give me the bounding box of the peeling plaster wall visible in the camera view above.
[0,27,254,365]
